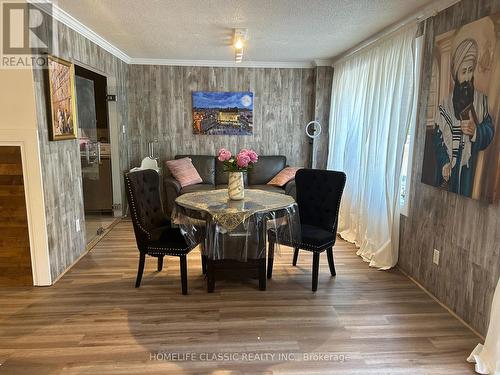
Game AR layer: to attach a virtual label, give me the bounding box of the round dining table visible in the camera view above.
[172,189,300,292]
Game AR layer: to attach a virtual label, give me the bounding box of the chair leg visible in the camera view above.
[135,253,146,288]
[267,242,275,279]
[326,247,336,277]
[207,260,215,293]
[157,256,164,272]
[259,257,266,291]
[312,252,320,292]
[201,254,207,275]
[292,247,299,266]
[180,255,188,295]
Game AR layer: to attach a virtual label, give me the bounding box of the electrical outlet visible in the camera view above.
[76,219,81,232]
[433,249,440,265]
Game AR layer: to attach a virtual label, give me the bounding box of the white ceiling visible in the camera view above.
[55,0,439,66]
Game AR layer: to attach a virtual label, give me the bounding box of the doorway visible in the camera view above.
[75,65,115,245]
[0,146,32,286]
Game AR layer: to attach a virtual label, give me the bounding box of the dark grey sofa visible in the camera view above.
[164,155,296,215]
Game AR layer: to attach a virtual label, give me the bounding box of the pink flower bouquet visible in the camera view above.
[217,148,258,172]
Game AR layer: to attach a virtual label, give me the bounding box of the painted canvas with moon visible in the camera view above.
[192,91,253,135]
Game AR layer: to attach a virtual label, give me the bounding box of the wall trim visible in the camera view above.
[313,59,334,67]
[397,266,485,341]
[30,1,315,69]
[30,0,131,63]
[128,58,314,68]
[32,0,463,69]
[0,131,52,286]
[52,218,121,284]
[31,0,461,70]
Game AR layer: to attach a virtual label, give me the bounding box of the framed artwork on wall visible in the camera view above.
[46,55,78,141]
[192,91,253,135]
[421,13,500,202]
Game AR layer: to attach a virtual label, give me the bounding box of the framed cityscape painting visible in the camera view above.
[421,13,500,202]
[192,91,253,135]
[46,55,78,141]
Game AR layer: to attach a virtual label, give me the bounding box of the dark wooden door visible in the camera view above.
[0,146,32,286]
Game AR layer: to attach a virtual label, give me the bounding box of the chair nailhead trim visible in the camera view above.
[126,177,153,240]
[296,240,335,250]
[127,173,199,257]
[270,235,335,252]
[147,246,194,256]
[284,241,335,252]
[279,173,346,250]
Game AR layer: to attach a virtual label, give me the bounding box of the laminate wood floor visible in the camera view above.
[0,221,480,374]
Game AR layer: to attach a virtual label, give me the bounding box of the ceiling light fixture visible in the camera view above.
[234,38,244,50]
[233,28,247,63]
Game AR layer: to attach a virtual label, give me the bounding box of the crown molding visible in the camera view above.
[30,1,318,69]
[313,59,334,67]
[29,0,131,63]
[129,58,314,68]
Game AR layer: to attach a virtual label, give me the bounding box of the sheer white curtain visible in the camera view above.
[468,276,500,374]
[327,24,418,269]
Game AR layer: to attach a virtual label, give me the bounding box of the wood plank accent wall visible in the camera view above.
[399,0,500,336]
[0,147,32,286]
[29,17,333,282]
[127,66,315,168]
[312,66,333,169]
[31,13,129,281]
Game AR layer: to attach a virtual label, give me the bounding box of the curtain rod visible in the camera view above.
[332,0,461,65]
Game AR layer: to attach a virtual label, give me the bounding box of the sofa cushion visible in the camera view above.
[268,167,300,187]
[165,157,203,188]
[176,155,215,185]
[248,185,285,194]
[215,159,249,186]
[248,156,286,185]
[180,183,214,194]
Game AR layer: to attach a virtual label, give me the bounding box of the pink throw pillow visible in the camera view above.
[267,167,301,187]
[165,157,203,188]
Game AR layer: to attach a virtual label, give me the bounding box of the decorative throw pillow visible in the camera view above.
[165,157,203,188]
[267,167,301,187]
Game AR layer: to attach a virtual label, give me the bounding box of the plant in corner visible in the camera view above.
[217,148,258,200]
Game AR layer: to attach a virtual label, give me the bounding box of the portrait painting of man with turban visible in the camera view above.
[433,38,494,197]
[421,14,499,202]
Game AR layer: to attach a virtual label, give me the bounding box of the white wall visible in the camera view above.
[0,68,52,285]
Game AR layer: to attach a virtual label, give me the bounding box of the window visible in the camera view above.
[400,34,424,216]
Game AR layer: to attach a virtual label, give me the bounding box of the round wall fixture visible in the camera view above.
[305,120,322,139]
